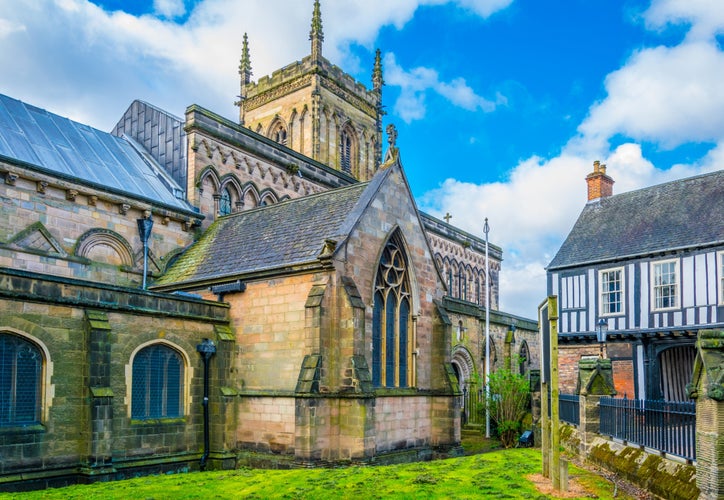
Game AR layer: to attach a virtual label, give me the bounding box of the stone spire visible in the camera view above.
[237,33,253,124]
[310,0,324,62]
[239,33,253,85]
[373,48,384,93]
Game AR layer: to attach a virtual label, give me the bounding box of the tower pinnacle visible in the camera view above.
[239,33,253,85]
[373,49,384,93]
[310,0,324,62]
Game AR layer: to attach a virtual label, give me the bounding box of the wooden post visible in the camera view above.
[538,299,550,479]
[548,296,561,490]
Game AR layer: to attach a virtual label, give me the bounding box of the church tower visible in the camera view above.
[237,0,383,181]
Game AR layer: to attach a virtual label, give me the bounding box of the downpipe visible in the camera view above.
[196,339,217,471]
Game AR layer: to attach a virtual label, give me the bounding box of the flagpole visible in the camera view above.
[483,217,491,438]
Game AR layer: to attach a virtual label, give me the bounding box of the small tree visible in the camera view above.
[485,362,530,448]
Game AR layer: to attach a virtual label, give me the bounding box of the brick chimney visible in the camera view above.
[586,160,614,201]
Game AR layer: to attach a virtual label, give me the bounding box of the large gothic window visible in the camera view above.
[131,344,184,419]
[372,231,412,388]
[0,334,42,426]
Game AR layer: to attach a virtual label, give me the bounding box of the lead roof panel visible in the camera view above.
[0,94,190,211]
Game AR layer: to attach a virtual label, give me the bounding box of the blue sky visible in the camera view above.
[1,0,723,318]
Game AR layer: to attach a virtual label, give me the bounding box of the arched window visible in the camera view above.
[519,341,530,376]
[339,125,357,175]
[218,187,232,216]
[0,334,42,426]
[131,344,184,419]
[271,121,288,146]
[372,231,412,388]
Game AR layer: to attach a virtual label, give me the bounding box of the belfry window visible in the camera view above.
[340,125,356,175]
[271,122,288,146]
[132,344,184,420]
[0,334,42,427]
[219,187,232,216]
[372,231,412,388]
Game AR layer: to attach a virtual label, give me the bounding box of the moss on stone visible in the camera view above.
[589,442,698,500]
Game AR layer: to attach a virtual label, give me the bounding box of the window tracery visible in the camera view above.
[372,231,412,388]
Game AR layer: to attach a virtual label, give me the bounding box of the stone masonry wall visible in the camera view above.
[0,165,197,288]
[0,269,231,489]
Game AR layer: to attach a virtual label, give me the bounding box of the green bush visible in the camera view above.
[483,362,530,448]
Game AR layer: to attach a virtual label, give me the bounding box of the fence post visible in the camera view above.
[688,329,724,500]
[577,357,616,453]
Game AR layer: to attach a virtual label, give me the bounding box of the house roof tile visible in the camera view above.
[548,169,724,270]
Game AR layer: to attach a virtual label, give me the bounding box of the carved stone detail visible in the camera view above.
[5,173,18,185]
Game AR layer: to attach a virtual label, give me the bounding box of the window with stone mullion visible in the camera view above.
[372,232,412,388]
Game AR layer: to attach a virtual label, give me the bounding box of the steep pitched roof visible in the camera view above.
[548,170,724,270]
[0,94,192,213]
[154,172,388,288]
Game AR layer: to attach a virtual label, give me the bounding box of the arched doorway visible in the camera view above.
[451,346,478,425]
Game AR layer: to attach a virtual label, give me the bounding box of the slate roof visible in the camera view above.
[0,94,192,213]
[548,169,724,270]
[155,177,382,288]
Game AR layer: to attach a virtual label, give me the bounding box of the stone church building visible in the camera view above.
[0,1,536,489]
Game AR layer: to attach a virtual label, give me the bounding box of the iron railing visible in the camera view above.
[599,396,696,461]
[559,393,580,425]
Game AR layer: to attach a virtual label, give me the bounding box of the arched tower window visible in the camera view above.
[219,187,232,216]
[0,333,42,426]
[372,231,412,388]
[339,124,357,175]
[131,344,184,419]
[270,120,288,146]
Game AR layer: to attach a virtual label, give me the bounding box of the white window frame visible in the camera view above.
[651,259,679,311]
[599,267,625,316]
[718,251,724,305]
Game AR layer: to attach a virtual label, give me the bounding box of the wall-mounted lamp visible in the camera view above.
[596,318,608,358]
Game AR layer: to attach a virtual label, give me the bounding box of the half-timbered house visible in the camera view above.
[547,162,724,400]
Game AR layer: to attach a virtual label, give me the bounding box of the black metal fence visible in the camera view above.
[559,394,580,425]
[544,391,580,426]
[599,396,696,461]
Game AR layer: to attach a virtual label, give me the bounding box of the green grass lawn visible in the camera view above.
[0,448,630,500]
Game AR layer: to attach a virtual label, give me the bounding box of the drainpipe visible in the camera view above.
[136,217,154,290]
[196,338,216,471]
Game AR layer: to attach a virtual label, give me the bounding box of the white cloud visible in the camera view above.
[579,41,724,149]
[644,0,724,41]
[384,53,503,122]
[0,17,25,37]
[0,0,514,131]
[154,0,186,19]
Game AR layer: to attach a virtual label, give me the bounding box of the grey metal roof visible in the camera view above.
[548,169,724,270]
[0,93,191,212]
[155,177,382,288]
[112,100,187,193]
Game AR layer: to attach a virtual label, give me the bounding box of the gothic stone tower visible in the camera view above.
[237,0,383,181]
